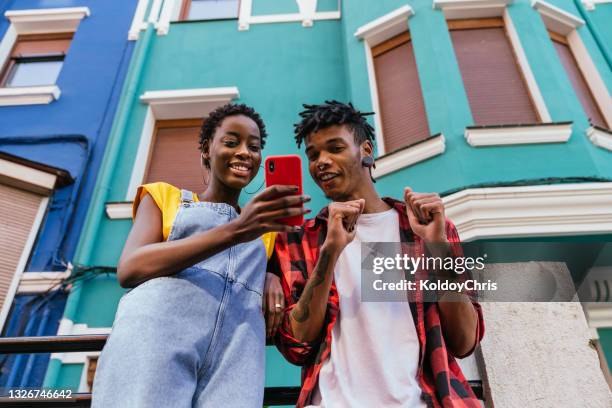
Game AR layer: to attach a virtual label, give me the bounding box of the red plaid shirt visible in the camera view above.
[270,197,485,408]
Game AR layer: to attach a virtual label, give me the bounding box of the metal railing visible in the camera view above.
[0,335,483,406]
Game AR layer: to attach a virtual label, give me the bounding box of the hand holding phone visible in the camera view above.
[264,155,304,226]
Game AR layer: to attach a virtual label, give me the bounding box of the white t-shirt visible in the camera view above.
[308,209,426,408]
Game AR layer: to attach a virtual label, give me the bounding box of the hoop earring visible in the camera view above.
[244,165,265,195]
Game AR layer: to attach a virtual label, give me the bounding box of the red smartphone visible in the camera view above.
[264,155,303,226]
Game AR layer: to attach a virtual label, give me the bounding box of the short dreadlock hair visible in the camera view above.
[294,100,375,148]
[199,103,268,155]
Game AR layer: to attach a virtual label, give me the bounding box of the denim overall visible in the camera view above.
[92,191,267,408]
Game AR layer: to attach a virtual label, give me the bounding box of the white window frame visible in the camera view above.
[238,0,341,31]
[0,7,89,106]
[354,6,446,176]
[532,0,612,134]
[581,0,612,10]
[0,157,60,330]
[123,87,239,204]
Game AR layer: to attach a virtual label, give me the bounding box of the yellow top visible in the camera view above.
[133,182,276,259]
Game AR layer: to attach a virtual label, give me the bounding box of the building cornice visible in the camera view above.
[5,7,90,34]
[464,122,572,146]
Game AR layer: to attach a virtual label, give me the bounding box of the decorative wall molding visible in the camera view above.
[585,302,612,329]
[354,5,414,46]
[587,126,612,151]
[0,156,58,195]
[443,182,612,241]
[582,0,612,11]
[51,320,110,366]
[126,87,239,200]
[17,270,71,294]
[433,0,513,19]
[105,202,133,220]
[4,7,90,34]
[238,0,340,31]
[532,0,584,35]
[0,86,61,107]
[372,134,445,178]
[464,122,572,146]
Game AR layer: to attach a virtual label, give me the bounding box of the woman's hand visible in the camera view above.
[263,272,285,339]
[230,185,311,243]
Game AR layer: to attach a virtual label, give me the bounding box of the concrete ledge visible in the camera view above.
[532,0,584,35]
[464,122,572,146]
[443,182,612,241]
[372,134,445,178]
[5,7,90,34]
[105,202,132,220]
[433,0,513,19]
[354,5,414,46]
[587,126,612,152]
[0,85,60,106]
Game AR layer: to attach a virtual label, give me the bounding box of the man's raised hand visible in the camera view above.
[325,199,365,253]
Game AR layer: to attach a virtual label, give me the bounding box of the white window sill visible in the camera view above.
[105,202,133,219]
[464,122,572,146]
[587,126,612,151]
[0,85,60,106]
[372,134,445,178]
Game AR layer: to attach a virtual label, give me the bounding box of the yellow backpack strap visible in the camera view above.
[261,232,277,259]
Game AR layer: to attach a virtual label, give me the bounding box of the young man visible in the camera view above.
[270,101,484,407]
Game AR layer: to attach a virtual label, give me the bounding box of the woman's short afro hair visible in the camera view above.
[199,103,268,152]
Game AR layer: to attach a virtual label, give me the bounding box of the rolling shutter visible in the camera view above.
[0,184,44,314]
[449,19,539,126]
[550,32,606,128]
[373,32,431,153]
[144,119,208,194]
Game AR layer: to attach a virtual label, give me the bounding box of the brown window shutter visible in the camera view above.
[12,33,73,57]
[373,32,431,153]
[144,119,208,194]
[550,33,606,128]
[0,184,44,314]
[449,19,539,126]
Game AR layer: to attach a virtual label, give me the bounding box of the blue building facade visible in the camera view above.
[0,0,138,388]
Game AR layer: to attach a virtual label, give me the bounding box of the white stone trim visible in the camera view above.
[4,7,90,34]
[585,302,612,328]
[372,134,445,178]
[126,87,239,200]
[531,3,612,127]
[0,86,61,106]
[587,126,612,151]
[0,156,58,195]
[582,0,612,11]
[17,270,71,294]
[354,5,414,46]
[443,182,612,241]
[503,9,552,123]
[238,0,340,31]
[433,0,513,19]
[157,0,178,36]
[355,6,416,156]
[128,0,152,40]
[0,197,49,331]
[532,0,584,35]
[50,320,110,367]
[105,202,133,220]
[567,31,612,128]
[0,25,16,75]
[465,122,572,146]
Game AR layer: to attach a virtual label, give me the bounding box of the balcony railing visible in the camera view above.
[0,335,483,406]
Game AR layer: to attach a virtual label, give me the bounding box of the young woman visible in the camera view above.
[92,104,310,407]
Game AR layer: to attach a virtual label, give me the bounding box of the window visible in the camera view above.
[449,18,539,126]
[180,0,239,21]
[372,32,430,153]
[0,33,72,88]
[549,31,606,128]
[144,119,208,193]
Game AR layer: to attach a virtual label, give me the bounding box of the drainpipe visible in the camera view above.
[42,24,155,388]
[573,0,612,72]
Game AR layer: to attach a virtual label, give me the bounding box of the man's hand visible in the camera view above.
[325,199,365,253]
[404,187,446,243]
